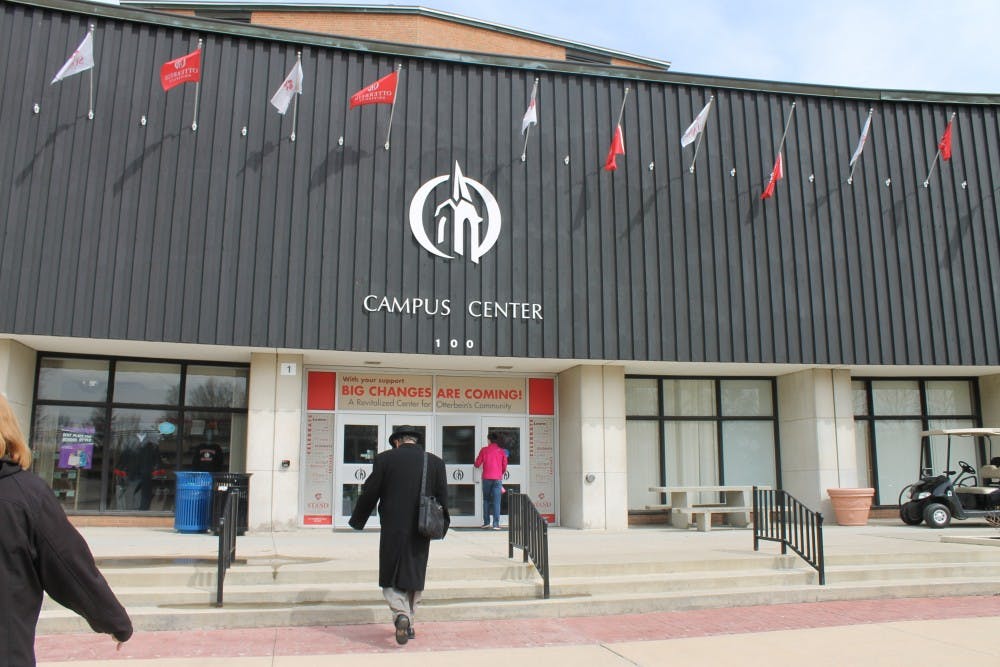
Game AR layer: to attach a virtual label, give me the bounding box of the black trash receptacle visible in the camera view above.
[211,472,251,536]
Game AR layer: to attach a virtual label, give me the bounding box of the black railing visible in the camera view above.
[214,488,239,607]
[507,492,550,599]
[753,486,825,585]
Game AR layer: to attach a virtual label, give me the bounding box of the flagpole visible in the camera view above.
[688,96,714,174]
[847,108,873,185]
[923,111,955,187]
[384,64,402,150]
[521,78,539,162]
[290,52,301,142]
[87,24,95,120]
[615,86,630,130]
[191,38,202,132]
[775,101,796,157]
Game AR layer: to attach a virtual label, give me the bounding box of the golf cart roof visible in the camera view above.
[920,428,1000,437]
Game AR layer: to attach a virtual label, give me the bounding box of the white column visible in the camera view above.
[777,368,856,515]
[246,352,303,531]
[0,338,37,430]
[557,364,627,530]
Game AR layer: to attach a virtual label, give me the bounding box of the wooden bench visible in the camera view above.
[649,485,764,532]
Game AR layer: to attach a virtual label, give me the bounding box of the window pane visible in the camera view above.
[852,381,868,416]
[626,379,658,416]
[113,362,181,405]
[343,424,378,464]
[185,366,249,408]
[721,421,775,487]
[663,380,715,417]
[487,426,520,465]
[442,425,476,465]
[663,421,718,489]
[925,381,973,416]
[36,358,110,402]
[110,408,176,512]
[182,411,246,473]
[31,405,107,512]
[871,380,920,415]
[627,420,660,510]
[854,421,872,488]
[926,418,978,472]
[873,420,922,506]
[720,379,772,416]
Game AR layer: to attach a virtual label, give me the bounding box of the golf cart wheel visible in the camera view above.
[923,502,951,529]
[900,502,923,525]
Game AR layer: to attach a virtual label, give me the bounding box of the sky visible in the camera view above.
[307,0,1000,94]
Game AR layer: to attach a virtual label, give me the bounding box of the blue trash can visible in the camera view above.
[174,471,213,533]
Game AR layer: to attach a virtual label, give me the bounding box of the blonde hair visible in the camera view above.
[0,395,32,469]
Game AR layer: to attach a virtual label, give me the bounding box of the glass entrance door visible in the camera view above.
[485,418,526,520]
[334,415,434,528]
[435,416,481,527]
[335,414,385,528]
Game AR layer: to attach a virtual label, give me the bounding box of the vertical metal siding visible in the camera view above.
[2,0,1000,367]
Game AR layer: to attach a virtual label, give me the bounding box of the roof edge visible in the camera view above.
[120,1,673,71]
[14,0,1000,104]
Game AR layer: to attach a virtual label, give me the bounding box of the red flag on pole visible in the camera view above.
[604,124,625,171]
[760,153,783,200]
[938,118,953,161]
[349,71,398,108]
[160,48,201,91]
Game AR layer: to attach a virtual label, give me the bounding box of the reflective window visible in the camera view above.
[854,379,979,506]
[36,358,109,402]
[663,379,715,416]
[626,376,778,511]
[925,381,973,416]
[625,379,658,416]
[185,366,249,408]
[31,405,106,511]
[442,425,476,465]
[113,362,181,405]
[872,380,920,415]
[31,355,249,515]
[720,379,773,417]
[343,425,378,464]
[487,427,520,465]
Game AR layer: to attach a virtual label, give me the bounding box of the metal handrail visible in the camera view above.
[753,486,825,585]
[214,488,239,607]
[507,492,550,598]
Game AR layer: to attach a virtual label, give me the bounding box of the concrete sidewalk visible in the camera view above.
[34,519,1000,664]
[36,597,1000,666]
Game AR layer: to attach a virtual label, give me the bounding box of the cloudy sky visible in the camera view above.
[328,0,999,94]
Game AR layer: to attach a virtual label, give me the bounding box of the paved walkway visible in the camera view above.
[35,519,1000,665]
[36,596,1000,666]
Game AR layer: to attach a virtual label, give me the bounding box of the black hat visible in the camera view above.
[388,425,423,446]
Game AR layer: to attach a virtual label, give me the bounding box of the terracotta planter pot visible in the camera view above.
[827,487,875,526]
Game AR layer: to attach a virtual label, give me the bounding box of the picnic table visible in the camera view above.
[647,485,762,532]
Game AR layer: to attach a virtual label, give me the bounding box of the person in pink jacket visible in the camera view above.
[474,434,508,529]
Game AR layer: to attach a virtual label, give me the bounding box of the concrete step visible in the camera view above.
[37,576,1000,635]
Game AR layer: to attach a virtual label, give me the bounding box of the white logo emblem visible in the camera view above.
[408,162,501,264]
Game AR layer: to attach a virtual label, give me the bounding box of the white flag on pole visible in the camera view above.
[849,112,872,167]
[51,32,94,84]
[521,86,538,135]
[270,60,304,115]
[680,98,713,147]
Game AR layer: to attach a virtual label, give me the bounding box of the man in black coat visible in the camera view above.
[349,425,449,645]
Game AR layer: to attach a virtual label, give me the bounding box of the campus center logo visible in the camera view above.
[408,162,501,264]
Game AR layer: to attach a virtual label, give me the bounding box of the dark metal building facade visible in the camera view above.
[2,0,999,367]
